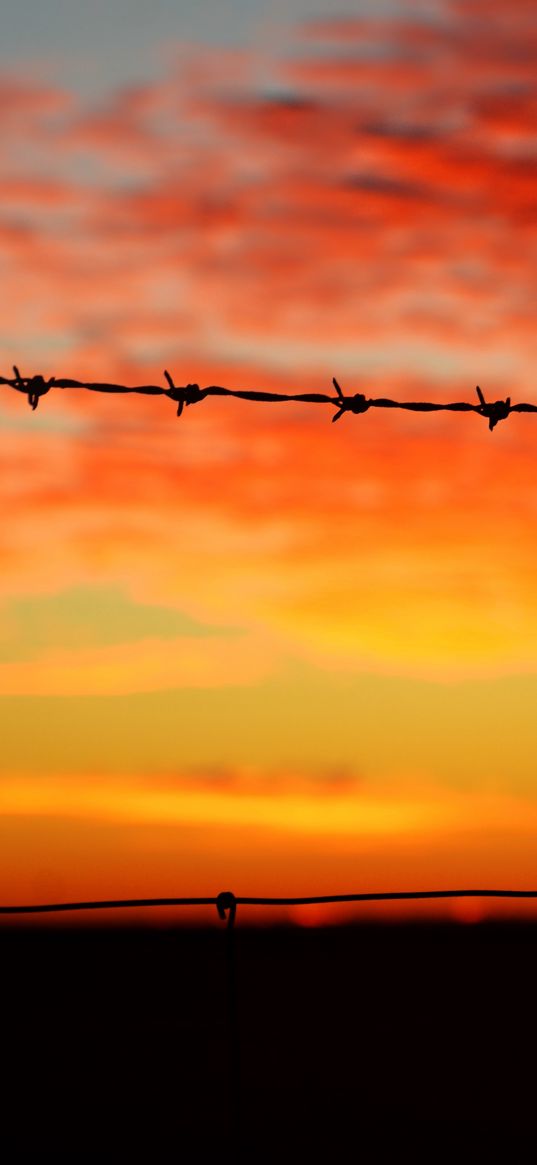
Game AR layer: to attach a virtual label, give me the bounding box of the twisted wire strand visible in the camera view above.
[1,367,533,430]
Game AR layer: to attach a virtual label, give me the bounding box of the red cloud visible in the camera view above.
[1,2,534,385]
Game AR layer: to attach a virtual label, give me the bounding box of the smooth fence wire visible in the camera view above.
[2,889,537,923]
[1,367,534,430]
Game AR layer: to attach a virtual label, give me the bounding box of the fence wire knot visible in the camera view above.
[163,370,203,417]
[216,891,237,928]
[476,385,511,431]
[12,365,54,411]
[331,377,370,422]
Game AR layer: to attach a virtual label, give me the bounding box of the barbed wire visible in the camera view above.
[2,888,537,927]
[0,366,532,430]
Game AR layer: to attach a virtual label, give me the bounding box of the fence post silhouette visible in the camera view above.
[216,891,241,1143]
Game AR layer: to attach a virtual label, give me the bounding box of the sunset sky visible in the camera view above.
[1,0,536,923]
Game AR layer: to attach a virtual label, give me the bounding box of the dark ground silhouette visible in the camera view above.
[2,922,537,1160]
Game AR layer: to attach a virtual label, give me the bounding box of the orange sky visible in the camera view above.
[1,1,536,922]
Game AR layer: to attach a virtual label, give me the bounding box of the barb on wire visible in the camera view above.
[331,377,371,422]
[11,365,55,411]
[163,369,204,417]
[475,385,511,431]
[1,366,535,431]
